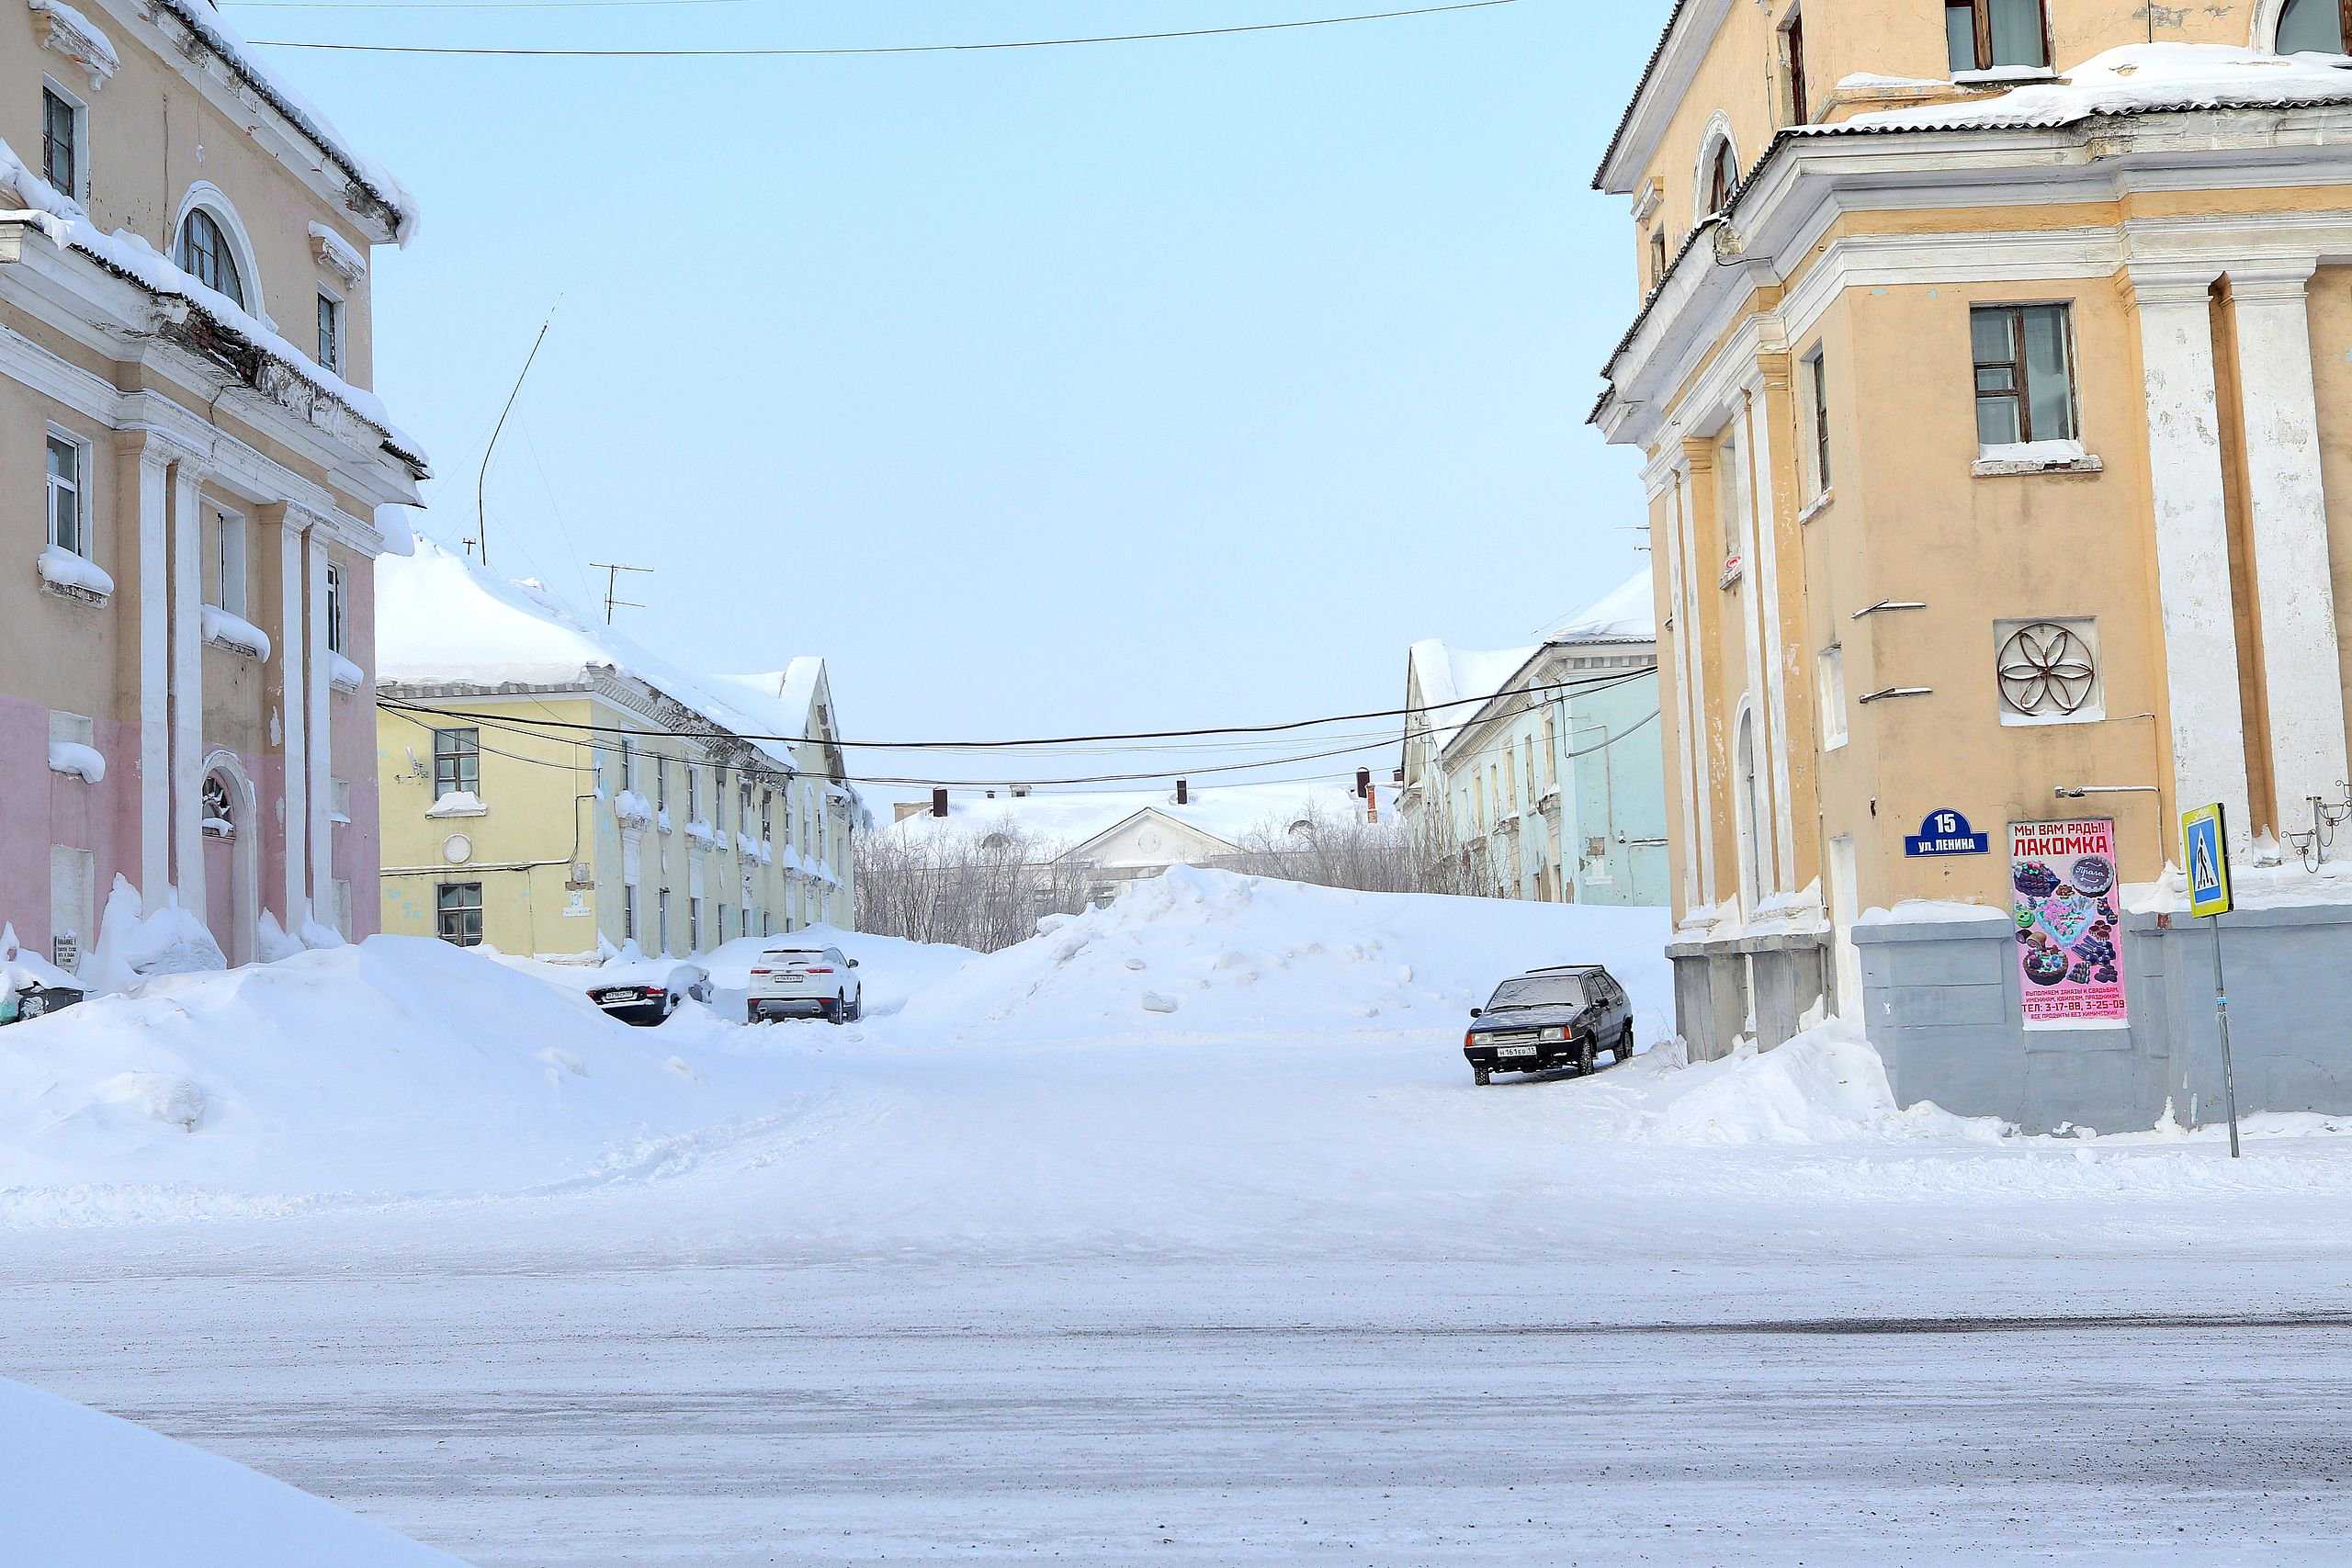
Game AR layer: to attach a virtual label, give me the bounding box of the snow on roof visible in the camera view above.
[888,779,1364,858]
[1406,638,1539,756]
[724,658,828,730]
[1536,565,1655,645]
[0,134,423,469]
[377,537,811,771]
[1801,44,2352,138]
[141,0,418,243]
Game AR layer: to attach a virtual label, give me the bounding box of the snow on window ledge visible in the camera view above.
[424,789,487,818]
[1951,64,2058,86]
[1796,488,1835,524]
[47,739,105,784]
[612,789,654,829]
[327,649,366,692]
[199,604,272,660]
[36,546,112,604]
[1974,439,2099,478]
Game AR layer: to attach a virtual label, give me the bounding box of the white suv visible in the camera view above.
[747,944,864,1024]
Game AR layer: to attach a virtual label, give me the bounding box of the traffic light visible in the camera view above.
[931,787,948,818]
[1355,768,1371,798]
[1176,779,1190,805]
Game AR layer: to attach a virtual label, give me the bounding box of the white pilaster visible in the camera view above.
[1742,375,1797,892]
[2231,261,2350,852]
[306,538,334,918]
[133,441,172,911]
[1674,456,1719,908]
[2132,264,2255,859]
[1657,460,1702,914]
[280,508,313,924]
[168,458,206,919]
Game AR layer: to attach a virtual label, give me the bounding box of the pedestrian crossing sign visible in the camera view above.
[2183,803,2232,919]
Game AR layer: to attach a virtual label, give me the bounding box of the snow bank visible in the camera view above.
[84,876,222,992]
[0,1376,465,1566]
[1600,1022,2007,1145]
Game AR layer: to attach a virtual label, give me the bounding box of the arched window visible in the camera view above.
[2277,0,2347,53]
[1706,140,1739,214]
[176,208,246,309]
[1735,707,1764,916]
[201,773,234,837]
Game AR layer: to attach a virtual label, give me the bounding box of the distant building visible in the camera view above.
[1,0,424,975]
[888,781,1363,908]
[1400,570,1667,905]
[373,540,856,956]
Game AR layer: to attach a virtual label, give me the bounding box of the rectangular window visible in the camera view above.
[1817,645,1848,750]
[687,765,698,823]
[1804,347,1832,496]
[1783,9,1808,124]
[208,507,247,615]
[44,433,85,556]
[1971,303,2076,448]
[1647,228,1667,292]
[620,734,635,793]
[325,563,347,653]
[762,790,774,842]
[432,728,481,797]
[656,757,669,813]
[658,888,671,955]
[316,293,343,375]
[1946,0,2047,74]
[435,882,484,947]
[689,897,702,951]
[331,778,353,824]
[40,86,78,202]
[623,884,637,942]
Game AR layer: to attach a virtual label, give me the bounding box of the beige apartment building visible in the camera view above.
[3,0,422,974]
[1594,0,2352,1129]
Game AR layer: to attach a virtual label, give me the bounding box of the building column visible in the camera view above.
[131,438,174,911]
[167,457,206,918]
[279,507,314,926]
[2231,261,2350,852]
[1676,441,1721,910]
[306,536,334,920]
[2131,263,2255,860]
[1743,366,1797,893]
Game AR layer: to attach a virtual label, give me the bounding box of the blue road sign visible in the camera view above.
[1905,808,1991,857]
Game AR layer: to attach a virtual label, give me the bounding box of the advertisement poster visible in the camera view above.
[2009,818,2128,1029]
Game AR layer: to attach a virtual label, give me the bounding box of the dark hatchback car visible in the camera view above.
[1462,964,1635,1085]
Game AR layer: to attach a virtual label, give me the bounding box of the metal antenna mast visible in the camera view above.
[590,561,654,624]
[472,310,554,568]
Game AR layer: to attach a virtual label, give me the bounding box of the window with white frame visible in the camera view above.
[1817,645,1848,749]
[325,563,346,653]
[1971,303,2077,450]
[316,292,344,375]
[656,755,669,814]
[45,430,86,556]
[1945,0,2047,74]
[1802,345,1831,499]
[175,207,247,309]
[40,85,83,206]
[436,882,483,947]
[1996,618,2102,726]
[432,728,481,796]
[207,507,247,615]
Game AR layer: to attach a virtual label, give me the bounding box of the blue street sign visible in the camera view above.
[1905,808,1990,857]
[2184,803,2233,919]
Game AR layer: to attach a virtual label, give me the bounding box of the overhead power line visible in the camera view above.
[371,662,1651,752]
[244,0,1516,51]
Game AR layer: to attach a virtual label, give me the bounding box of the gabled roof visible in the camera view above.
[1536,566,1655,645]
[1057,807,1243,868]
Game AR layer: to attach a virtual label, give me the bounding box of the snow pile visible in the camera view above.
[2128,856,2352,913]
[328,649,367,691]
[898,865,1676,1043]
[612,789,654,829]
[0,1376,466,1566]
[1535,563,1654,644]
[199,605,271,661]
[1813,44,2352,136]
[424,790,486,818]
[1,924,77,995]
[46,739,104,784]
[83,877,222,993]
[1601,1022,2006,1146]
[36,545,113,598]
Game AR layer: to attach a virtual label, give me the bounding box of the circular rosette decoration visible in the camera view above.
[1999,623,2098,716]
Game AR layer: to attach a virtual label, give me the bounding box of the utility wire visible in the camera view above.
[245,0,1515,52]
[371,662,1649,752]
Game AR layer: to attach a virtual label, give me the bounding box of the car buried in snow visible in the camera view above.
[746,944,864,1024]
[1462,964,1634,1085]
[585,961,714,1025]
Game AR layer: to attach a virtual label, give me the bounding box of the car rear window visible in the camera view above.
[1487,976,1588,1010]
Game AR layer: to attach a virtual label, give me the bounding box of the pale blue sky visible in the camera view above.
[238,0,1667,792]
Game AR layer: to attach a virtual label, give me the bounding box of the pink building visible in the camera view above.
[2,0,423,975]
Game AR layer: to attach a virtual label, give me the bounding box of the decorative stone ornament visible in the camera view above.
[1997,622,2097,716]
[28,0,118,91]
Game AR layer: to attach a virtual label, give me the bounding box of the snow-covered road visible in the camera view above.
[12,872,2352,1562]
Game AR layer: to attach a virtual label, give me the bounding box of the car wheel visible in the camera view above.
[1612,1025,1634,1064]
[1473,1066,1490,1087]
[847,991,864,1022]
[825,996,843,1025]
[746,1002,761,1025]
[1577,1035,1597,1075]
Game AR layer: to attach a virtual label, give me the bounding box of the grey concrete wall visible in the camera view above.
[1852,905,2352,1134]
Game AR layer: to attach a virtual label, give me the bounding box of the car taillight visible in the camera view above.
[643,987,666,997]
[749,968,770,976]
[805,967,833,975]
[1464,1032,1476,1048]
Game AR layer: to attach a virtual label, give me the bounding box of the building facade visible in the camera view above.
[375,543,855,957]
[1593,0,2352,1127]
[1400,570,1668,906]
[3,0,422,975]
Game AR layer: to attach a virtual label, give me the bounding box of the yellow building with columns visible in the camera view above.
[372,540,856,957]
[1593,0,2352,1129]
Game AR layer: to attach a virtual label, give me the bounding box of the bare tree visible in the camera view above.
[854,820,1092,952]
[1223,805,1482,896]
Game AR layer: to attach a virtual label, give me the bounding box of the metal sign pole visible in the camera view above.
[2210,913,2240,1159]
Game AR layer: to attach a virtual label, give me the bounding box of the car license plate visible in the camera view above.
[605,989,639,1002]
[1495,1044,1538,1058]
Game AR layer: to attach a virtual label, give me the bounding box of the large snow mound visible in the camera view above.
[0,1376,466,1566]
[896,865,1676,1043]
